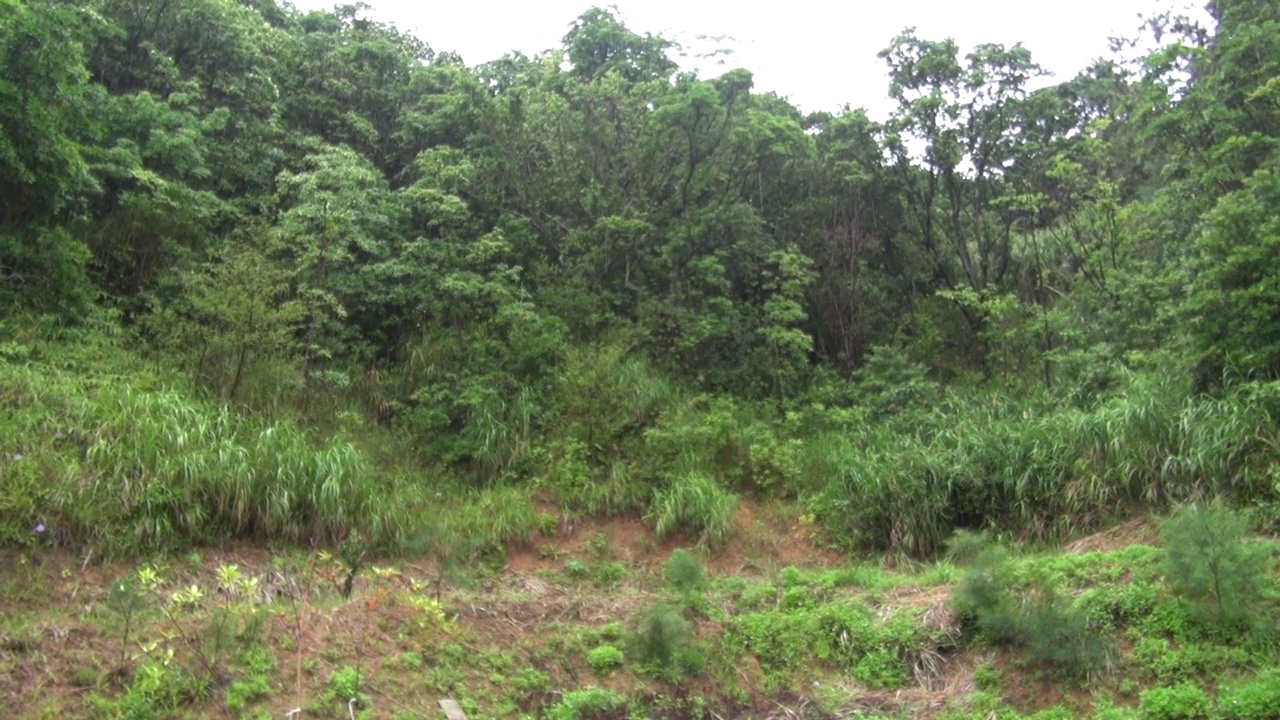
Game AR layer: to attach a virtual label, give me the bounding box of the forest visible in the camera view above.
[2,0,1280,717]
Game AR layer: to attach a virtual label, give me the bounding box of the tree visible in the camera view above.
[879,30,1047,370]
[0,0,98,312]
[154,239,303,401]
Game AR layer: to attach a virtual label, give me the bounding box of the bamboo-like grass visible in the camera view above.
[2,361,376,554]
[809,376,1280,556]
[649,471,737,548]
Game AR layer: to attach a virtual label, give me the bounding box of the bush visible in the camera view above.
[952,546,1022,644]
[1161,502,1266,628]
[649,472,736,547]
[630,603,694,670]
[729,610,818,674]
[1219,671,1280,720]
[547,687,625,720]
[1139,684,1214,720]
[663,549,705,595]
[586,645,624,675]
[953,544,1115,680]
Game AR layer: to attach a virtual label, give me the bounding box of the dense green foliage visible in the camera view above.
[3,0,1280,570]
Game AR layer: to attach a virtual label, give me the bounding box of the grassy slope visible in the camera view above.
[4,324,1280,719]
[2,509,1279,719]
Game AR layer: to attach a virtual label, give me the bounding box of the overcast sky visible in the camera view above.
[289,0,1208,119]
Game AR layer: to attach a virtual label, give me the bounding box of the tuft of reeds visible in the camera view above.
[649,472,736,548]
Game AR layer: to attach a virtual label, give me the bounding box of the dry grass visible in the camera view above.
[1064,517,1159,554]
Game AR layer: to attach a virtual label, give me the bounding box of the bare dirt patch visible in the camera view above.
[1064,517,1158,554]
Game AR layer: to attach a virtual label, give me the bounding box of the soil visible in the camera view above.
[0,507,1153,719]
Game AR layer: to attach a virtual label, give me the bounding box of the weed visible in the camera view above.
[591,561,626,587]
[327,665,370,708]
[1139,684,1214,720]
[630,602,695,671]
[226,675,271,712]
[649,472,736,547]
[1219,670,1280,720]
[565,559,590,579]
[973,662,1001,691]
[396,651,424,670]
[664,549,706,595]
[587,645,625,675]
[547,686,625,720]
[597,622,625,643]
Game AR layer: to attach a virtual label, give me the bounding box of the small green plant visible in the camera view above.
[630,602,694,671]
[397,651,424,670]
[596,622,625,642]
[738,583,777,610]
[663,549,705,595]
[226,675,271,712]
[1219,670,1280,720]
[587,645,625,675]
[592,561,627,587]
[973,662,1002,691]
[1161,502,1265,627]
[106,576,151,667]
[327,665,369,708]
[589,531,612,558]
[565,559,590,579]
[547,686,625,720]
[1139,684,1214,720]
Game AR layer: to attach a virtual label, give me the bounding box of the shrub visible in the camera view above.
[663,549,705,595]
[952,546,1022,644]
[1019,585,1116,680]
[586,645,624,675]
[729,610,818,673]
[649,472,736,547]
[547,687,625,720]
[1218,671,1280,720]
[1161,502,1266,627]
[630,603,694,670]
[953,545,1115,680]
[1139,684,1214,720]
[591,561,627,587]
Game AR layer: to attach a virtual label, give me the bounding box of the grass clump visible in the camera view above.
[546,686,625,720]
[649,472,736,548]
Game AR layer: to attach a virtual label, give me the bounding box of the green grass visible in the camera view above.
[648,472,737,548]
[806,376,1280,556]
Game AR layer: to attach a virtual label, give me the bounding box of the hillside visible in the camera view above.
[4,0,1280,717]
[4,507,1278,719]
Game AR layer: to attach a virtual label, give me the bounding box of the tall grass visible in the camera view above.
[808,375,1280,556]
[649,472,737,548]
[1,358,379,554]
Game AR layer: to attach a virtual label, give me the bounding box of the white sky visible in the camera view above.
[289,0,1208,119]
